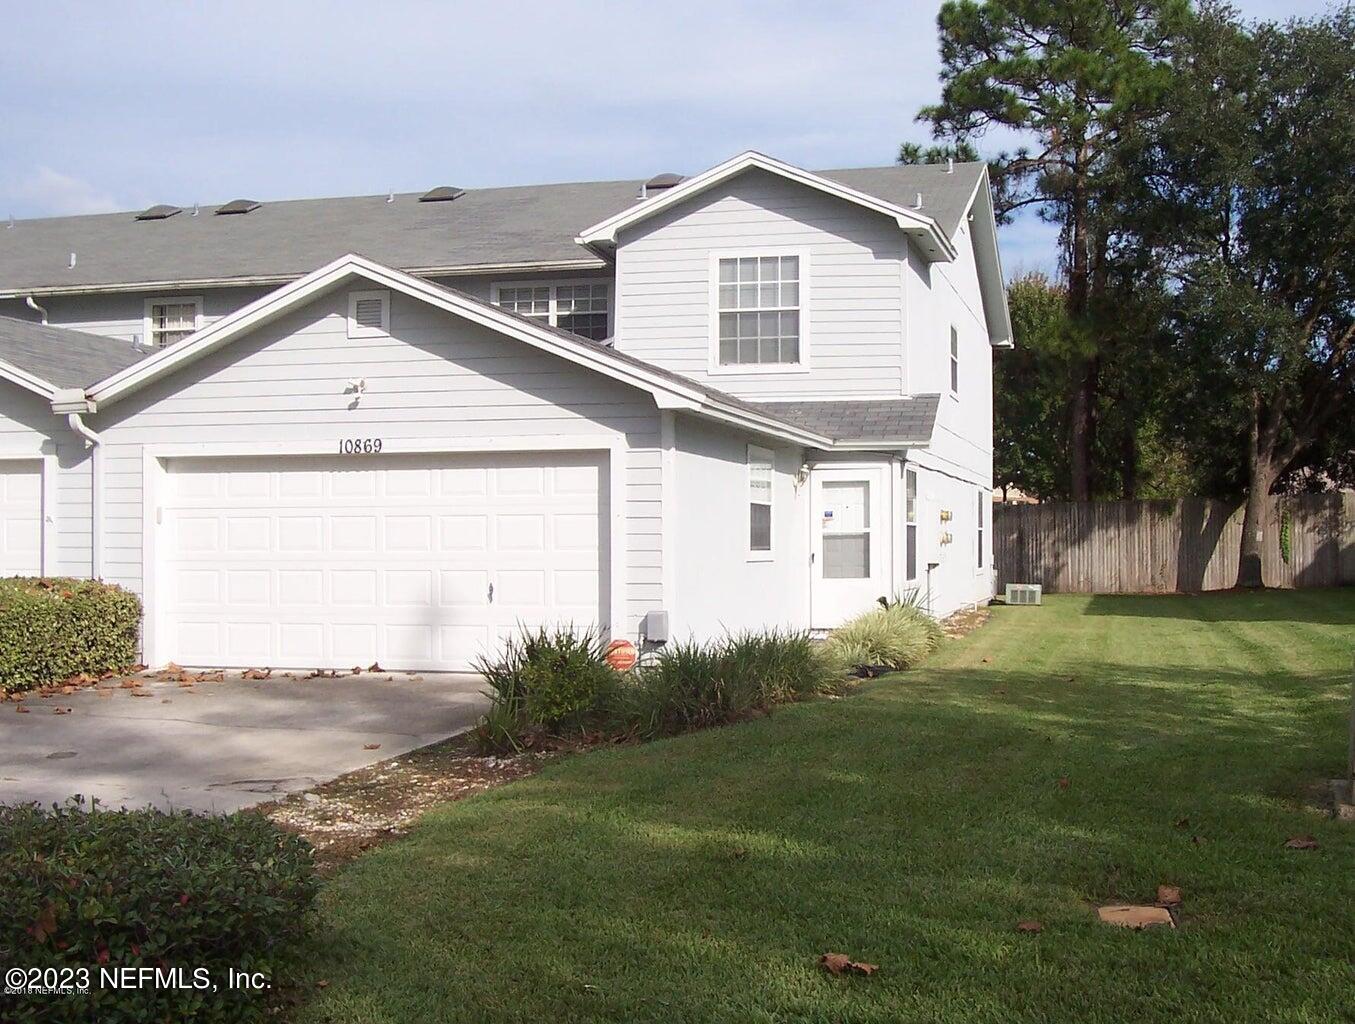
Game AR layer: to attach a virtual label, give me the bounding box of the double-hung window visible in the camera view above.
[950,326,960,395]
[905,468,918,581]
[717,255,801,367]
[748,445,774,556]
[976,489,986,569]
[492,282,610,341]
[145,297,202,349]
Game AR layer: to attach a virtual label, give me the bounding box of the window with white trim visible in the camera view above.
[145,297,202,349]
[347,290,390,338]
[718,255,800,366]
[492,282,610,341]
[950,325,960,395]
[905,468,918,581]
[748,445,774,555]
[976,489,986,569]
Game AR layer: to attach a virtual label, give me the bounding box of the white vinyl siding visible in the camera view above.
[614,168,907,399]
[90,290,664,642]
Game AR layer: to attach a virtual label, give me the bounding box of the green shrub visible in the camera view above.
[0,577,141,693]
[0,798,317,1024]
[474,625,620,750]
[824,603,945,673]
[614,631,845,740]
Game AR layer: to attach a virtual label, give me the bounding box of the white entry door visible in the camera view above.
[0,460,43,577]
[158,451,606,671]
[810,465,891,628]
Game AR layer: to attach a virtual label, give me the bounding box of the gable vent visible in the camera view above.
[215,199,261,215]
[135,204,182,221]
[418,186,465,203]
[643,172,684,197]
[347,290,389,338]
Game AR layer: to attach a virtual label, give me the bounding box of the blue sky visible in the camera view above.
[0,0,1332,275]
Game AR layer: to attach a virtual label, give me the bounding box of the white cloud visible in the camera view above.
[1,166,122,217]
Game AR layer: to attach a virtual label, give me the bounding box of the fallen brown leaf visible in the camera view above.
[129,691,151,698]
[15,704,29,713]
[52,707,72,715]
[242,668,272,680]
[1057,777,1070,790]
[1156,885,1182,907]
[819,952,878,976]
[1284,835,1319,850]
[1173,816,1190,829]
[1015,920,1043,933]
[119,678,140,689]
[980,656,992,664]
[314,979,330,989]
[363,743,381,750]
[367,662,382,673]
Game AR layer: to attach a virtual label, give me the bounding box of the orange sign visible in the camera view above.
[604,639,638,672]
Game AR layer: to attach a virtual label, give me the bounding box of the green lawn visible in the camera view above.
[299,591,1355,1023]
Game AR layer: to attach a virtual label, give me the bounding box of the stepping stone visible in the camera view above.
[1097,905,1175,930]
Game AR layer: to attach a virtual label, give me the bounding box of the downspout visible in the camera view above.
[25,295,48,325]
[67,412,103,580]
[52,389,103,580]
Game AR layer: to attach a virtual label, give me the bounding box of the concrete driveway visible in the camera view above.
[0,671,489,813]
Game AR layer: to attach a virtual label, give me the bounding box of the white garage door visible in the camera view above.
[159,451,606,671]
[0,460,42,576]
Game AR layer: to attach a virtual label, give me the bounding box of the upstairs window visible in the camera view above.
[748,445,774,556]
[950,325,959,394]
[145,297,202,349]
[717,255,801,367]
[492,282,610,341]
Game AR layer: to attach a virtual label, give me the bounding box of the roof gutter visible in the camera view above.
[0,258,609,301]
[51,388,104,579]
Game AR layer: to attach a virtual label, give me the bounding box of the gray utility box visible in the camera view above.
[1004,583,1043,606]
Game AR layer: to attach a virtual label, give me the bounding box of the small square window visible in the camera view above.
[144,297,202,349]
[716,255,802,367]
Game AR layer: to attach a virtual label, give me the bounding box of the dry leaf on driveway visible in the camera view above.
[242,668,272,680]
[52,707,72,715]
[1284,835,1319,850]
[363,743,381,750]
[15,704,29,713]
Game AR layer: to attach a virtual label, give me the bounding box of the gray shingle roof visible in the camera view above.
[753,395,941,444]
[0,163,985,295]
[0,316,147,389]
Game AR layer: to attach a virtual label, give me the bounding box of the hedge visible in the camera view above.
[1,799,318,1024]
[0,577,141,693]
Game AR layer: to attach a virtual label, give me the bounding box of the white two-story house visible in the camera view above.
[0,151,1010,671]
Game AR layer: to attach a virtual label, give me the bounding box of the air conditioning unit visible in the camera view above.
[1005,583,1043,606]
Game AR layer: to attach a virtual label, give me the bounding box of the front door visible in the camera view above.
[810,465,891,628]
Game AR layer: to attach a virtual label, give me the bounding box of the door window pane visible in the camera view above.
[824,534,870,579]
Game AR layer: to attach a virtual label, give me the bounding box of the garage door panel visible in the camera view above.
[160,451,606,670]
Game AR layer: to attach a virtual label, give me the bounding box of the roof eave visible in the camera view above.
[576,150,957,263]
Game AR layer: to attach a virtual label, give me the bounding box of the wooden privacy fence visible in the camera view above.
[994,493,1355,593]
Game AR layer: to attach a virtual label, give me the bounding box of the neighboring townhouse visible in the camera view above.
[0,151,1010,671]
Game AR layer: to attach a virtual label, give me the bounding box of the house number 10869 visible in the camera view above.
[338,438,383,455]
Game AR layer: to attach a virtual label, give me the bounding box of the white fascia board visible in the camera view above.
[86,253,710,410]
[0,358,56,401]
[966,167,1014,348]
[575,151,958,263]
[0,259,608,301]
